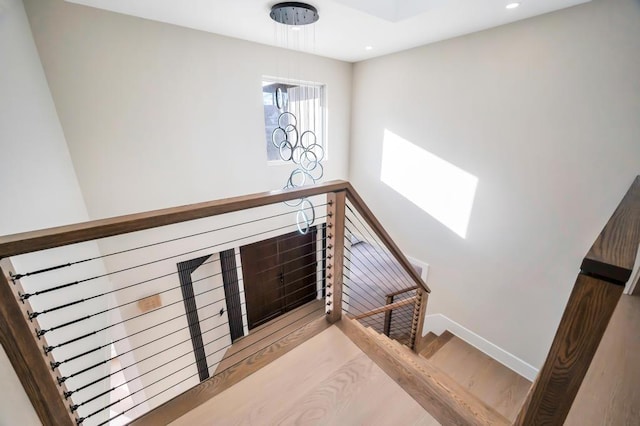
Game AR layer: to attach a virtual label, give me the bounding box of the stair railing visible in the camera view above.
[382,286,417,340]
[0,180,429,426]
[337,189,430,349]
[515,175,640,425]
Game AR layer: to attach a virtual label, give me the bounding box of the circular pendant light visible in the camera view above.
[270,2,319,26]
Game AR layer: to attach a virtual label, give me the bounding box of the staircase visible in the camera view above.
[339,317,533,426]
[420,332,531,421]
[1,177,638,426]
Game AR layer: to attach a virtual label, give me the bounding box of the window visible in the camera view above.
[262,79,326,163]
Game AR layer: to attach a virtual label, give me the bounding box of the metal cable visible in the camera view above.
[47,255,326,356]
[85,305,326,425]
[73,285,326,411]
[29,234,326,319]
[342,254,417,325]
[344,203,416,285]
[21,216,326,300]
[51,251,325,364]
[343,278,415,326]
[343,248,416,309]
[12,204,327,281]
[345,218,415,292]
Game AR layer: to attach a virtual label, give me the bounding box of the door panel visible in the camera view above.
[241,228,318,330]
[241,237,282,330]
[281,228,317,310]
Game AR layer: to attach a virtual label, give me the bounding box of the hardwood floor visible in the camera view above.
[565,294,640,426]
[427,335,531,421]
[133,315,330,425]
[163,296,640,426]
[338,319,510,426]
[214,299,324,375]
[170,325,439,426]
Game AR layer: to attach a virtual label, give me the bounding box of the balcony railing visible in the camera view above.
[0,180,429,426]
[2,176,638,426]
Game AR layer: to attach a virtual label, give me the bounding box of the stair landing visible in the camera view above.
[170,325,439,425]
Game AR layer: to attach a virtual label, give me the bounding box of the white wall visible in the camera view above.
[23,0,352,220]
[349,0,640,368]
[0,1,110,424]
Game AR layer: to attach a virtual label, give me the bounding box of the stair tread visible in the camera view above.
[419,330,454,359]
[421,332,438,348]
[338,318,510,426]
[429,335,532,422]
[366,324,408,348]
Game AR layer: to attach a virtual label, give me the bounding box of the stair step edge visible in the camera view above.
[420,330,455,359]
[338,318,510,426]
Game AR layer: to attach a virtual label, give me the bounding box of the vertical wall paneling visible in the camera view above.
[177,256,211,382]
[221,249,244,342]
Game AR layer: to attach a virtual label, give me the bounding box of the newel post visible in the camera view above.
[326,191,346,324]
[410,288,428,351]
[514,273,623,426]
[0,258,77,426]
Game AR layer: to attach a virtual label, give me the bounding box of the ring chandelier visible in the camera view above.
[271,88,324,235]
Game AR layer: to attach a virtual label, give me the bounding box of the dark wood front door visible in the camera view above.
[241,228,317,330]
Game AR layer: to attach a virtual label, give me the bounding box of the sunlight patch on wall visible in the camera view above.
[380,129,478,238]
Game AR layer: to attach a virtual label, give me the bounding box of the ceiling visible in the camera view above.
[66,0,590,63]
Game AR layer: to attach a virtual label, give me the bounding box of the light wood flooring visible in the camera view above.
[214,299,324,375]
[422,333,531,421]
[340,319,510,425]
[170,325,439,426]
[565,294,640,425]
[159,296,640,426]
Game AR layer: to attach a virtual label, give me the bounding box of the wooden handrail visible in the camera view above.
[0,180,350,259]
[353,297,417,320]
[343,185,430,293]
[516,175,640,425]
[0,179,431,423]
[0,180,430,293]
[386,286,418,298]
[514,274,623,425]
[581,175,640,284]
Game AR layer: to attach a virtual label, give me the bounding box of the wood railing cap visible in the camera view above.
[386,286,418,298]
[581,175,640,285]
[0,179,429,293]
[343,184,431,293]
[0,180,350,258]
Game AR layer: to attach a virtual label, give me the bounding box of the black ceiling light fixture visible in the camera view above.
[270,2,319,26]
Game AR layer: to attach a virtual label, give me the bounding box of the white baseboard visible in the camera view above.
[423,313,539,381]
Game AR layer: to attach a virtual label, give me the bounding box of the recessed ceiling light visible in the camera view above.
[365,46,373,51]
[506,2,520,9]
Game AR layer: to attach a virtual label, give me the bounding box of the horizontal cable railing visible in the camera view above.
[0,180,430,425]
[340,198,426,348]
[8,175,635,426]
[2,192,330,425]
